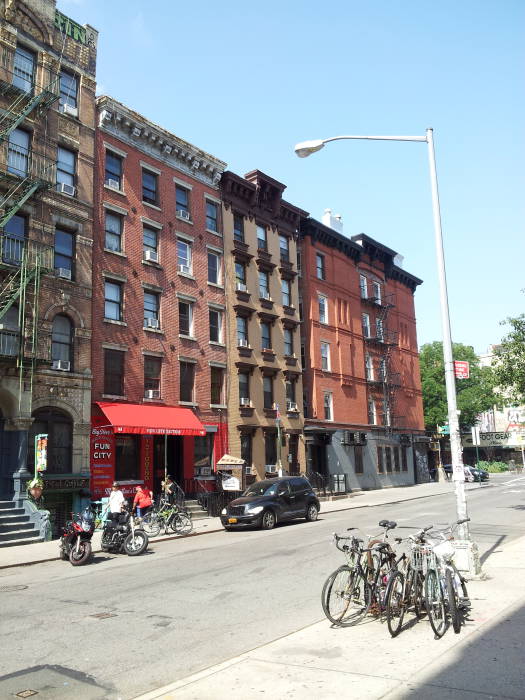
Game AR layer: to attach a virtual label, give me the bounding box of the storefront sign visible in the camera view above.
[54,10,96,47]
[35,434,48,472]
[462,431,525,448]
[90,426,115,498]
[222,475,240,491]
[44,478,89,490]
[141,436,154,492]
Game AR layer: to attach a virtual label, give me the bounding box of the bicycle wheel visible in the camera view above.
[326,566,370,626]
[446,568,461,633]
[168,513,193,535]
[142,512,161,537]
[425,569,446,638]
[411,570,425,619]
[385,570,405,637]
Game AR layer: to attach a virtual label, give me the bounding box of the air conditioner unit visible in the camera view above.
[144,250,158,263]
[354,432,367,445]
[239,397,251,407]
[105,178,120,190]
[266,464,278,473]
[58,182,76,196]
[52,359,70,371]
[145,389,160,399]
[54,267,71,280]
[238,339,249,348]
[145,318,160,329]
[341,430,354,445]
[236,282,247,292]
[286,401,298,412]
[176,209,190,221]
[63,103,78,117]
[178,264,191,274]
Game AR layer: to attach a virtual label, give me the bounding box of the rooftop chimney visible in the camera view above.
[322,208,344,234]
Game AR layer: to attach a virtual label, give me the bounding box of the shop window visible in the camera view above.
[29,408,72,475]
[264,432,277,469]
[194,433,214,475]
[115,435,140,481]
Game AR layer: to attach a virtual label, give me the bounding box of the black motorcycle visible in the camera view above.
[101,508,149,556]
[59,507,95,566]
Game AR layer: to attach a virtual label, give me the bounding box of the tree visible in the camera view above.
[493,313,525,404]
[419,341,496,430]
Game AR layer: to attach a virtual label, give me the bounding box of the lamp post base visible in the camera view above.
[452,538,485,578]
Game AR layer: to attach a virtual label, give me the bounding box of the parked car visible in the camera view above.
[442,464,488,482]
[220,476,320,531]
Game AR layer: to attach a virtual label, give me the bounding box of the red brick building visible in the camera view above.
[91,96,227,499]
[300,212,427,490]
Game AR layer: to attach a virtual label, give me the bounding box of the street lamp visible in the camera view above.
[295,129,480,575]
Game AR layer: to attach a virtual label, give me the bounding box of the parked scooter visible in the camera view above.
[59,507,95,566]
[101,505,149,556]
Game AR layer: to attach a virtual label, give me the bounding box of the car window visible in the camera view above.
[290,477,308,494]
[243,481,278,497]
[277,482,291,496]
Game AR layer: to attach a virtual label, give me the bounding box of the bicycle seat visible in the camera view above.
[375,542,391,551]
[378,519,389,527]
[387,521,397,529]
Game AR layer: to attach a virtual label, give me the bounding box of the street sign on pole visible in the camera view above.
[454,360,470,379]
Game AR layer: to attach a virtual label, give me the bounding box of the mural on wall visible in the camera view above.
[414,446,430,482]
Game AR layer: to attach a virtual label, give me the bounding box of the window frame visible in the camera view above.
[362,313,371,338]
[179,361,195,403]
[104,280,123,321]
[13,45,35,92]
[176,185,190,217]
[209,308,223,343]
[360,274,368,299]
[142,168,158,205]
[104,348,125,396]
[105,150,123,189]
[283,327,293,356]
[56,146,76,190]
[144,355,162,396]
[323,391,333,421]
[263,375,274,410]
[210,366,224,405]
[54,227,75,276]
[59,69,78,111]
[318,294,328,324]
[178,300,194,337]
[233,213,244,242]
[281,278,291,307]
[279,234,290,262]
[207,250,222,285]
[316,253,325,280]
[256,224,267,251]
[51,314,73,369]
[320,341,330,371]
[105,211,123,253]
[177,239,193,274]
[261,321,272,351]
[144,291,160,328]
[205,199,218,232]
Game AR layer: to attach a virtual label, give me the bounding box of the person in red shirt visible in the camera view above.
[133,485,153,519]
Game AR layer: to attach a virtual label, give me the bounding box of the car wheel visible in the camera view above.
[261,510,276,530]
[305,503,319,522]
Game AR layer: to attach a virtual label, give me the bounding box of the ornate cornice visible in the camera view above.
[301,217,362,263]
[96,96,227,189]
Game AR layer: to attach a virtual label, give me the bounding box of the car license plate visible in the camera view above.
[228,518,237,524]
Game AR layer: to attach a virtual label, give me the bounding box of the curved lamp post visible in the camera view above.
[295,129,480,574]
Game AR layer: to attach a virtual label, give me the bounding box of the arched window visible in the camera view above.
[51,315,73,369]
[29,408,72,475]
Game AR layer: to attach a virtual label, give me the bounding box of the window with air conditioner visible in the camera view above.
[54,228,74,281]
[176,185,190,219]
[261,322,272,351]
[56,147,76,195]
[264,432,277,470]
[105,151,122,190]
[237,316,248,347]
[238,371,250,404]
[51,314,73,371]
[177,239,192,275]
[144,356,161,397]
[144,291,160,330]
[145,389,160,399]
[54,267,72,280]
[59,70,78,112]
[144,249,158,263]
[143,226,158,262]
[240,397,251,407]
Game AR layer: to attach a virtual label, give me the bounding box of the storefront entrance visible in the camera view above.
[153,435,183,492]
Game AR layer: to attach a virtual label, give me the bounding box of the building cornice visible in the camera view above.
[96,96,227,189]
[300,218,362,263]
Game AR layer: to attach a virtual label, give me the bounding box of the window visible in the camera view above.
[0,306,19,356]
[51,315,73,368]
[285,379,296,403]
[265,431,277,468]
[59,70,78,111]
[143,225,158,260]
[54,228,74,275]
[104,280,122,321]
[259,270,270,299]
[207,251,221,285]
[385,447,392,473]
[235,262,246,287]
[376,318,384,341]
[210,366,224,405]
[261,322,272,350]
[383,401,391,427]
[238,371,250,401]
[237,316,248,345]
[104,349,124,396]
[209,308,222,343]
[360,274,368,299]
[115,435,140,481]
[145,356,161,396]
[320,342,330,371]
[316,253,325,280]
[13,46,35,92]
[263,375,273,409]
[29,408,72,475]
[362,313,371,338]
[205,200,218,231]
[319,295,328,324]
[354,446,364,474]
[281,278,291,307]
[179,361,195,402]
[194,434,213,475]
[178,300,193,336]
[365,354,373,381]
[284,328,293,356]
[105,212,123,253]
[368,398,377,425]
[279,234,289,262]
[8,128,29,176]
[394,446,400,472]
[177,239,192,274]
[377,446,384,473]
[297,248,302,274]
[142,169,158,205]
[372,281,381,304]
[241,433,252,475]
[324,392,333,421]
[105,151,122,189]
[176,185,190,217]
[56,147,76,191]
[3,214,26,265]
[401,446,408,472]
[257,225,267,251]
[233,213,244,242]
[144,292,160,329]
[379,357,387,381]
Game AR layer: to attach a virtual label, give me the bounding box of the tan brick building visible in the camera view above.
[221,170,306,484]
[0,0,97,540]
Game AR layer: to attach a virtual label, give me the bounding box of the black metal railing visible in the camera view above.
[306,471,350,497]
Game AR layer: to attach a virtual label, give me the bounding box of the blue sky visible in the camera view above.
[60,0,524,354]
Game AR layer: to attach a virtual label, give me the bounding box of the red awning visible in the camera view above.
[95,402,206,436]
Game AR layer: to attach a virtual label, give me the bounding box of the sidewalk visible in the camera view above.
[134,522,525,700]
[0,475,509,570]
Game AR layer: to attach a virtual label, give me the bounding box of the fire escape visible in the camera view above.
[0,56,58,401]
[363,291,400,432]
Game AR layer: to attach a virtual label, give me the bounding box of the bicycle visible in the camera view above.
[91,501,109,531]
[142,500,193,537]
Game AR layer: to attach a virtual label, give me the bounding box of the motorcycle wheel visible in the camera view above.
[69,540,92,566]
[124,530,148,556]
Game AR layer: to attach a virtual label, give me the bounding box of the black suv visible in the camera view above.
[220,476,320,531]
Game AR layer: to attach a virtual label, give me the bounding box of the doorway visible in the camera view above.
[153,436,184,492]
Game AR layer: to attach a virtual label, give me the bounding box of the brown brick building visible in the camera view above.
[0,0,97,540]
[91,96,228,500]
[220,170,306,485]
[300,212,427,490]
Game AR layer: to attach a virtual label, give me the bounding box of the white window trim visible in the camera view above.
[208,301,225,311]
[204,193,221,205]
[176,292,197,303]
[318,294,328,324]
[104,142,127,158]
[323,391,334,421]
[176,231,195,244]
[141,216,162,229]
[206,243,223,254]
[321,341,331,371]
[140,160,162,175]
[173,176,193,190]
[103,202,128,216]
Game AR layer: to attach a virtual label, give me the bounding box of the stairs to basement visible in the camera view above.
[0,500,44,547]
[184,499,210,520]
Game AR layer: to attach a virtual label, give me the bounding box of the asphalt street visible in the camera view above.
[1,476,524,700]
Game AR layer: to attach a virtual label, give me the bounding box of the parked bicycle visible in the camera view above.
[141,498,193,537]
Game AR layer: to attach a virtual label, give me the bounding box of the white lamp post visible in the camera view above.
[295,129,480,574]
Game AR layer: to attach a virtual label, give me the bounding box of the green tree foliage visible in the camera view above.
[419,341,496,430]
[493,313,525,404]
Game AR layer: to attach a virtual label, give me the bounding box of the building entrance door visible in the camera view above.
[153,436,184,492]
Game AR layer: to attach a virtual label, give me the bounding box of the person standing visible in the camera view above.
[133,485,153,519]
[108,482,125,525]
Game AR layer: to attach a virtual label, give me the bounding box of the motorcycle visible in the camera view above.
[101,507,149,556]
[59,507,95,566]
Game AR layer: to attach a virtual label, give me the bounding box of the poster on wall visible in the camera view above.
[35,434,48,472]
[90,425,115,499]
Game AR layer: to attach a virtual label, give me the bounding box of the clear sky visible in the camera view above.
[60,0,524,354]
